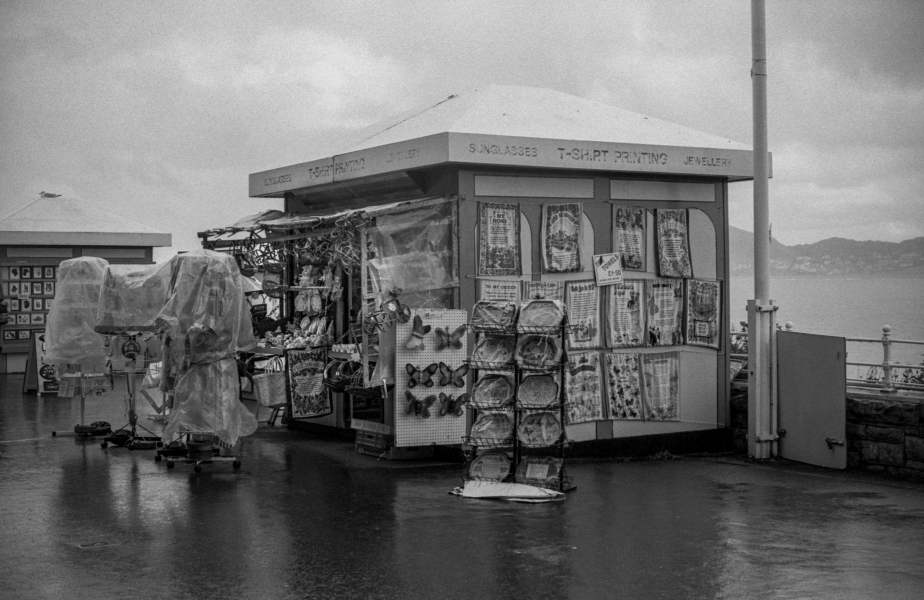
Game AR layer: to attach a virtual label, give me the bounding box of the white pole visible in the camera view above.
[748,0,775,459]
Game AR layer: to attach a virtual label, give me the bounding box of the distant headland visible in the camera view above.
[730,226,924,277]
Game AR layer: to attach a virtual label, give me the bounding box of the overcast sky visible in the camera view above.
[2,0,922,259]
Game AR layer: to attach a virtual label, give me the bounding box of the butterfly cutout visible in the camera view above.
[434,324,467,351]
[439,392,469,417]
[406,362,438,388]
[405,314,432,351]
[405,390,437,418]
[438,362,470,387]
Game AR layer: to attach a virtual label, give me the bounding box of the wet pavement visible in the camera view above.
[1,373,923,600]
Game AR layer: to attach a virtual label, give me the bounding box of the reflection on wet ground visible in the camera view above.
[1,374,923,599]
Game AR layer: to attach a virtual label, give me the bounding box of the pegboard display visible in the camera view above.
[394,309,468,447]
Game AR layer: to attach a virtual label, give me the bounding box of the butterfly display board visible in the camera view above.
[395,309,469,447]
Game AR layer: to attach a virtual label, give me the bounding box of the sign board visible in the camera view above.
[592,253,624,286]
[23,332,58,394]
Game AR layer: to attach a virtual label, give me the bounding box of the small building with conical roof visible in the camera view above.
[0,195,171,373]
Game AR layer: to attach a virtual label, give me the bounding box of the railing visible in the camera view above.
[845,326,924,393]
[728,323,924,393]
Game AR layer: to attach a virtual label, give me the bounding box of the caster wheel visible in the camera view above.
[193,465,202,473]
[166,461,175,469]
[156,441,163,448]
[154,454,162,462]
[233,461,241,469]
[101,442,108,449]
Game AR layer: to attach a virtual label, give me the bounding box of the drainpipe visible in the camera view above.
[748,0,778,459]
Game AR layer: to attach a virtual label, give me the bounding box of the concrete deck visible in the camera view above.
[1,373,922,599]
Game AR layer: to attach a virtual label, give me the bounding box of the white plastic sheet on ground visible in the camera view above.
[44,257,110,373]
[450,480,565,503]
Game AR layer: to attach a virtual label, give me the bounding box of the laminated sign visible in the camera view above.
[592,253,623,286]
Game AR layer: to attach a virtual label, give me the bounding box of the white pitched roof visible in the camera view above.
[0,196,171,247]
[251,84,758,197]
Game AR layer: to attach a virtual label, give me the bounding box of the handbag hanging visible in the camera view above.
[253,355,287,408]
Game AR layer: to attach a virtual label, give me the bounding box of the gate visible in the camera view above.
[777,331,847,469]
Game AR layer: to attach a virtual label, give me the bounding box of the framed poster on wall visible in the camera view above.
[541,203,583,273]
[655,209,692,278]
[613,206,646,271]
[686,279,721,349]
[478,202,521,276]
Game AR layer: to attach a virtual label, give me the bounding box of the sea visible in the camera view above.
[729,276,924,374]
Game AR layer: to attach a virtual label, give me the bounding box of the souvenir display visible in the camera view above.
[643,352,680,421]
[469,411,514,444]
[516,374,559,409]
[434,324,466,351]
[606,281,645,348]
[406,362,439,388]
[686,279,721,349]
[437,362,469,387]
[470,374,515,409]
[613,207,646,271]
[656,209,693,278]
[471,300,518,331]
[565,281,600,349]
[438,392,468,417]
[522,280,564,301]
[405,390,438,418]
[470,335,516,365]
[517,412,563,447]
[564,351,603,424]
[478,202,521,276]
[646,279,684,347]
[517,299,565,331]
[469,451,512,480]
[514,335,562,369]
[541,203,583,273]
[405,314,432,351]
[515,456,563,486]
[604,352,643,420]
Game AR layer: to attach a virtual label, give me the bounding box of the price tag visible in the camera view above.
[592,253,624,286]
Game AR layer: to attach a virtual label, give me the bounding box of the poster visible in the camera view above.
[564,351,603,424]
[565,280,601,350]
[614,207,646,271]
[655,209,692,278]
[287,349,331,418]
[592,253,623,286]
[686,279,721,349]
[523,280,564,302]
[604,352,642,420]
[478,202,521,276]
[646,279,684,346]
[480,279,521,303]
[605,281,645,348]
[541,203,583,273]
[642,352,680,421]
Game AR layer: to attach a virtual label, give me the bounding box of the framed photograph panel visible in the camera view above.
[44,267,54,279]
[9,283,20,295]
[10,299,20,311]
[32,299,43,311]
[44,282,55,296]
[20,298,32,311]
[17,314,29,325]
[9,267,20,279]
[3,331,16,341]
[21,267,31,279]
[44,298,53,310]
[18,330,31,339]
[32,282,43,295]
[31,313,45,325]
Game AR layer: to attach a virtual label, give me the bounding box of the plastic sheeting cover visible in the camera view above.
[45,257,110,372]
[162,358,257,446]
[156,250,257,369]
[95,263,171,333]
[366,200,457,296]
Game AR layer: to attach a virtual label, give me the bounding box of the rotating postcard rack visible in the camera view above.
[463,300,575,493]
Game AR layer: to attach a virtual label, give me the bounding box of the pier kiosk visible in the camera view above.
[246,84,758,452]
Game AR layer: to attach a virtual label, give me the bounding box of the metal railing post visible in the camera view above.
[881,325,895,393]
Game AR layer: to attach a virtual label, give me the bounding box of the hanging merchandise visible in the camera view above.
[645,279,684,347]
[479,280,521,303]
[564,281,601,350]
[564,351,603,424]
[655,209,693,278]
[288,349,330,418]
[605,281,646,348]
[541,203,583,273]
[603,352,643,420]
[478,202,521,276]
[613,207,647,271]
[685,279,721,349]
[522,280,565,302]
[642,351,680,421]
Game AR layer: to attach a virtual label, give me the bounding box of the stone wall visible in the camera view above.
[728,385,924,479]
[847,390,924,479]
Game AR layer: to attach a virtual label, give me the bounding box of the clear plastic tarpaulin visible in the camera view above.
[44,257,110,373]
[155,250,257,445]
[95,263,171,333]
[366,199,458,296]
[162,358,256,446]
